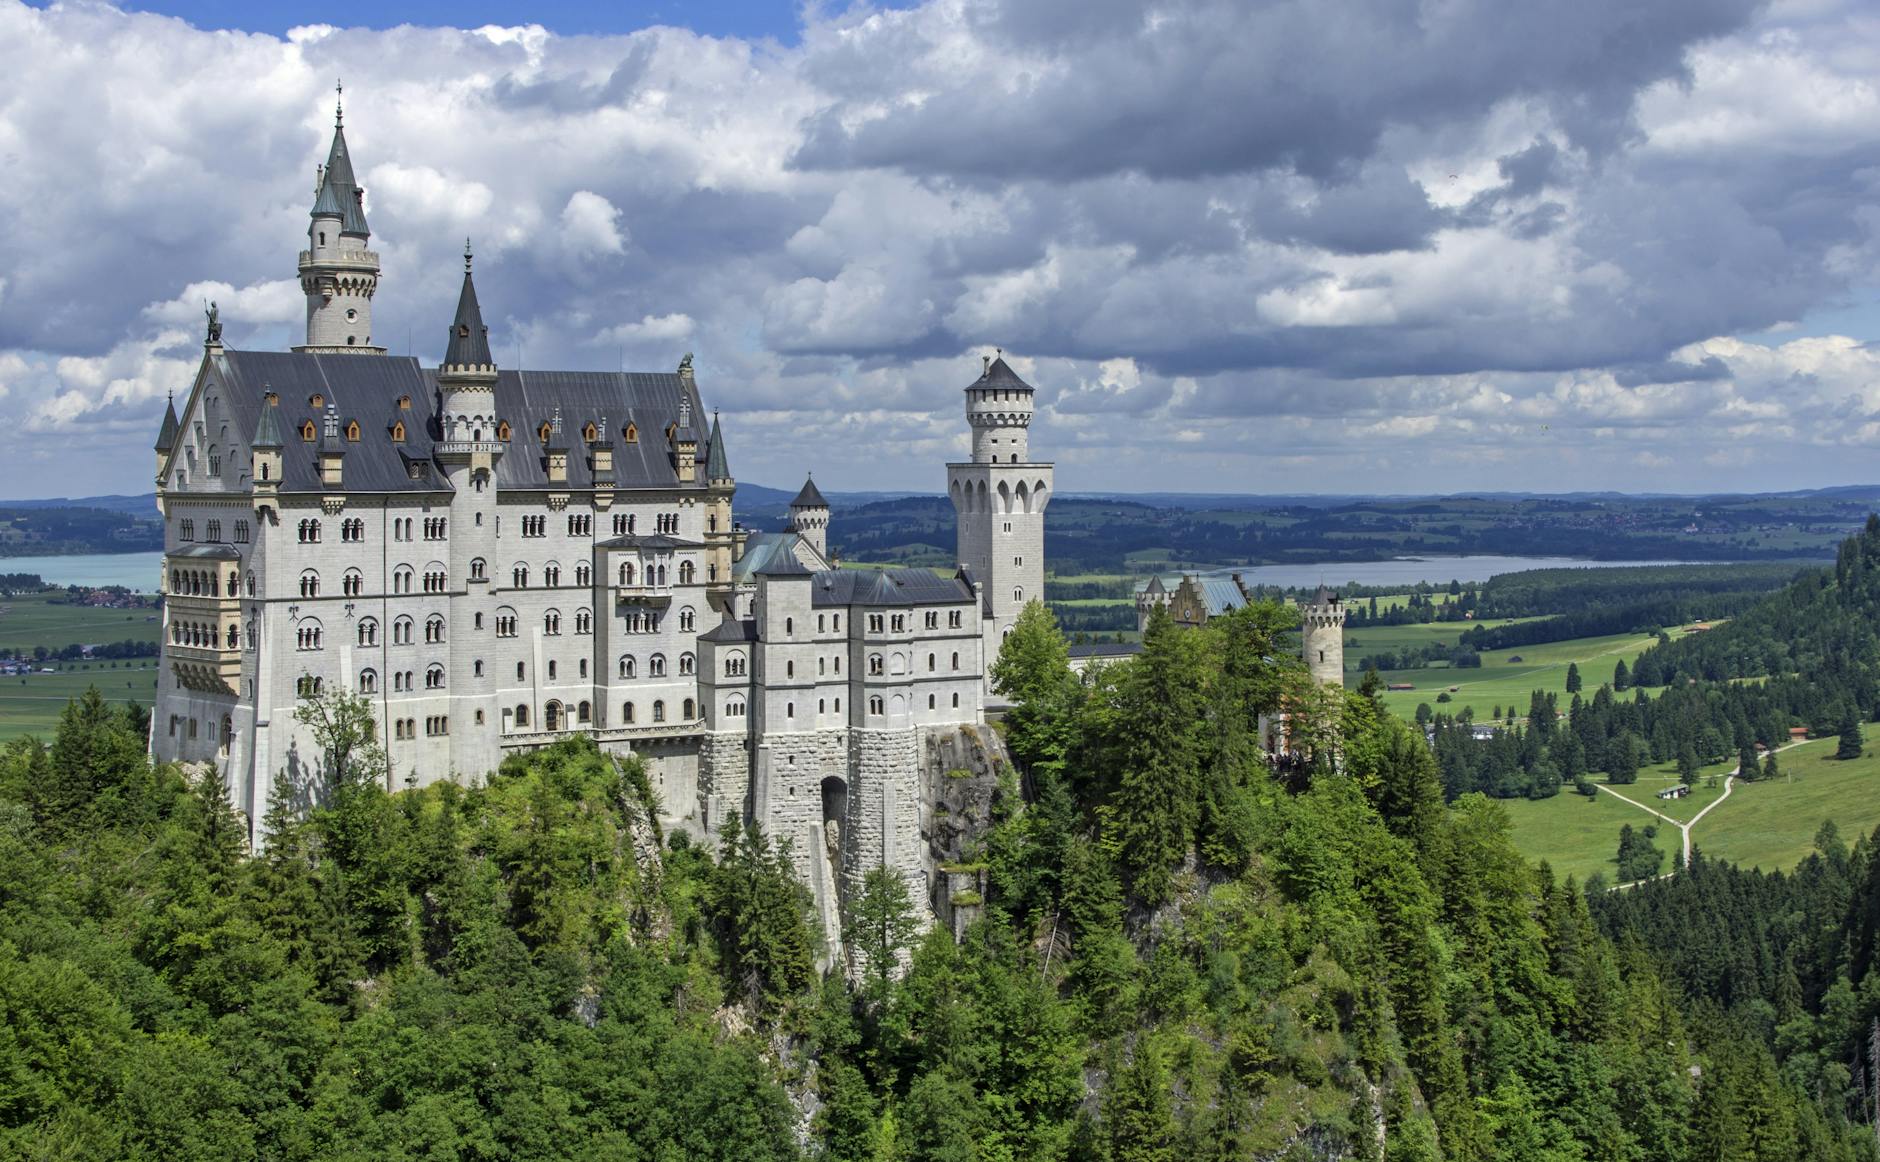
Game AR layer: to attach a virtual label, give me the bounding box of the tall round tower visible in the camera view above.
[1299,585,1346,687]
[295,89,384,354]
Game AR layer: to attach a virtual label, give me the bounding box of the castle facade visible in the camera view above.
[150,103,1047,939]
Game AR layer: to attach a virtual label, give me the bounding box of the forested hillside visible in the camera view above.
[4,602,1875,1157]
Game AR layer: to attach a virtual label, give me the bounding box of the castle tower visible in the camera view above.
[788,476,830,561]
[947,352,1052,683]
[295,88,384,354]
[435,242,500,458]
[1300,585,1346,686]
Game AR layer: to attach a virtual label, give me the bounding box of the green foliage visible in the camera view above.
[1836,711,1864,760]
[844,864,920,999]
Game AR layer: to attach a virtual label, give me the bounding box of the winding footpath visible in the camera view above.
[1598,738,1808,882]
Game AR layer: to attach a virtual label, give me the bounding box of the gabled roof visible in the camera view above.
[809,567,975,608]
[154,394,180,453]
[704,412,730,480]
[754,551,812,577]
[790,476,828,509]
[443,263,494,369]
[596,533,701,550]
[1196,576,1246,617]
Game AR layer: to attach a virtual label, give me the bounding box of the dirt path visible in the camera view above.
[1600,739,1809,885]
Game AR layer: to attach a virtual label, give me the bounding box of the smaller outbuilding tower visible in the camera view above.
[788,476,830,561]
[1299,586,1346,687]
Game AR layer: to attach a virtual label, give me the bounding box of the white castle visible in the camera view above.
[149,100,1049,939]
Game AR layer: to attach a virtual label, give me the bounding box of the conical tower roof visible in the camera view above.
[705,411,730,480]
[311,100,370,236]
[444,245,494,369]
[971,353,1033,391]
[790,475,828,509]
[154,393,180,453]
[251,395,284,449]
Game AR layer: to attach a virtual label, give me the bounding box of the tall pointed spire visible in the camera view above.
[298,87,382,352]
[445,239,495,369]
[251,392,284,449]
[310,80,369,237]
[154,391,179,453]
[705,410,730,481]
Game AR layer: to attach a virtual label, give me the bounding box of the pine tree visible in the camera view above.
[1762,752,1780,781]
[1836,711,1864,760]
[1566,662,1582,693]
[844,864,919,999]
[1738,745,1761,782]
[990,599,1072,706]
[1613,659,1630,691]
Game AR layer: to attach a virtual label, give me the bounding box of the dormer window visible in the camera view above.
[391,420,406,442]
[457,325,470,338]
[300,420,317,442]
[309,393,324,409]
[624,423,637,443]
[397,395,411,410]
[345,420,360,442]
[497,421,512,441]
[538,422,553,443]
[583,422,598,442]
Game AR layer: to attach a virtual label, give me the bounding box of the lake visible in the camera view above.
[1,552,165,591]
[1191,555,1704,591]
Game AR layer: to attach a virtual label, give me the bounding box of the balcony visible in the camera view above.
[435,439,506,457]
[297,247,379,270]
[167,641,242,693]
[615,582,673,605]
[165,591,240,615]
[499,718,703,750]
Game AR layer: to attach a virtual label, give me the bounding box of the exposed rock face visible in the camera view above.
[920,723,1009,939]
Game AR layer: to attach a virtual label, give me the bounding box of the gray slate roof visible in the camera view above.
[809,567,974,608]
[167,543,242,560]
[704,412,730,480]
[790,476,828,509]
[443,268,493,368]
[699,613,758,643]
[596,533,701,550]
[251,399,284,449]
[155,395,180,452]
[202,350,709,494]
[753,551,812,577]
[732,532,808,583]
[973,355,1033,392]
[312,122,370,236]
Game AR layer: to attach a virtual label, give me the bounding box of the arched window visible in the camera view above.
[497,421,512,441]
[578,700,592,724]
[391,420,406,442]
[869,654,884,676]
[545,563,561,587]
[575,563,591,586]
[514,703,530,727]
[583,422,598,442]
[470,557,486,581]
[544,610,561,635]
[649,654,667,677]
[300,420,316,442]
[426,664,445,689]
[512,564,529,588]
[393,616,413,645]
[679,561,695,585]
[619,655,636,679]
[359,668,377,693]
[1014,586,1023,603]
[679,652,695,675]
[724,653,746,677]
[679,607,695,632]
[652,700,666,723]
[425,615,445,643]
[296,620,323,650]
[538,421,553,444]
[575,608,592,634]
[299,569,320,598]
[951,651,960,670]
[928,653,935,672]
[683,698,695,719]
[343,569,363,597]
[619,561,636,585]
[358,618,378,646]
[622,701,636,724]
[623,422,637,443]
[345,420,360,442]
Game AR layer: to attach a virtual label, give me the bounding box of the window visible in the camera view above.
[544,610,561,635]
[869,654,884,676]
[575,609,592,634]
[496,613,517,637]
[928,694,936,710]
[426,715,450,737]
[1014,587,1023,603]
[618,561,636,585]
[679,607,695,632]
[619,655,636,678]
[297,518,320,543]
[723,654,744,677]
[724,697,744,718]
[868,614,884,633]
[296,622,323,650]
[679,561,695,585]
[393,617,413,645]
[358,619,378,646]
[512,565,529,588]
[613,513,631,535]
[300,420,316,442]
[622,701,636,724]
[514,704,529,727]
[359,669,378,693]
[545,564,561,587]
[342,518,364,542]
[345,420,360,442]
[579,658,589,678]
[1015,556,1023,567]
[391,420,406,442]
[497,421,512,441]
[474,659,484,677]
[522,515,546,538]
[343,569,363,597]
[928,653,935,672]
[575,563,591,586]
[517,661,527,681]
[652,700,666,723]
[205,519,222,542]
[296,675,324,697]
[425,616,445,644]
[786,661,794,679]
[548,661,557,680]
[424,517,446,539]
[949,610,963,628]
[951,651,960,670]
[470,558,486,581]
[426,665,445,690]
[925,611,938,630]
[892,615,905,632]
[679,652,695,675]
[299,570,320,598]
[567,514,591,536]
[624,422,638,443]
[234,520,249,543]
[869,695,883,716]
[393,567,413,594]
[578,700,592,724]
[952,693,960,708]
[649,654,667,677]
[818,698,826,714]
[786,702,794,719]
[474,612,484,630]
[785,617,793,636]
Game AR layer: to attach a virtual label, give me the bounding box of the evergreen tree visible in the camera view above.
[1762,752,1780,781]
[1607,733,1640,784]
[1566,662,1583,693]
[1737,744,1760,782]
[844,864,920,1000]
[990,599,1072,706]
[1836,711,1864,760]
[1613,658,1630,691]
[1104,605,1210,904]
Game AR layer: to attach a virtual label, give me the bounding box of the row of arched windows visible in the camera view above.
[168,567,239,597]
[168,620,238,649]
[616,652,691,679]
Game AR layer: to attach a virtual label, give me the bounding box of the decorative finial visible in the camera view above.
[464,237,473,273]
[335,79,344,127]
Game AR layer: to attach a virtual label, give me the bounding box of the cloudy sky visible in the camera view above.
[3,0,1880,498]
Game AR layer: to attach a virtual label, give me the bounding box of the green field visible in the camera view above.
[1498,739,1880,881]
[1375,628,1699,723]
[0,593,161,652]
[0,666,159,741]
